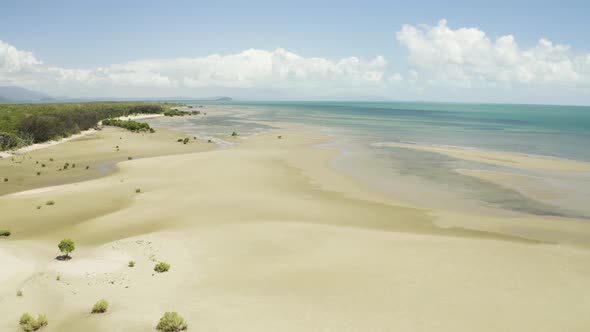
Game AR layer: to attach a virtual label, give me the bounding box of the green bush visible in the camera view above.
[154,262,171,273]
[163,109,188,117]
[0,131,26,150]
[19,313,33,326]
[3,177,7,182]
[156,312,187,332]
[91,299,109,314]
[35,315,48,329]
[58,238,75,258]
[231,131,238,137]
[0,229,10,236]
[135,188,141,193]
[182,138,189,144]
[46,201,55,206]
[102,118,153,132]
[17,290,23,297]
[128,261,135,267]
[19,313,48,331]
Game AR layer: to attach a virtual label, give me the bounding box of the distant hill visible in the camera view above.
[0,86,55,104]
[0,87,235,104]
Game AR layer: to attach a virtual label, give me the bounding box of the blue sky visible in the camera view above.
[1,0,590,104]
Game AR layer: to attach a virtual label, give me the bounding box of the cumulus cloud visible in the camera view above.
[2,20,590,103]
[396,19,590,88]
[0,40,391,97]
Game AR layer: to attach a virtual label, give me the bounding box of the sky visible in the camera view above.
[1,0,590,104]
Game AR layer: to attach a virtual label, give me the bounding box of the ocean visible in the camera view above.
[146,101,590,219]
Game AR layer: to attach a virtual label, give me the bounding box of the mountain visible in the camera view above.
[0,86,55,104]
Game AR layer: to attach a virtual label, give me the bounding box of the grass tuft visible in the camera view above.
[154,262,171,273]
[91,299,109,314]
[156,312,187,332]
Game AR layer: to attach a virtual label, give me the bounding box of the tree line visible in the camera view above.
[0,103,164,150]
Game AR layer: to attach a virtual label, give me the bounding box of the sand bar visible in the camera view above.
[376,142,590,172]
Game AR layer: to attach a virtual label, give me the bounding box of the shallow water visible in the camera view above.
[148,101,590,219]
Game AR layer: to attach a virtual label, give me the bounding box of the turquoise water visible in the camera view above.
[194,101,590,161]
[148,101,590,219]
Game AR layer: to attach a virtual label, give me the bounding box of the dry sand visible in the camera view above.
[1,125,590,331]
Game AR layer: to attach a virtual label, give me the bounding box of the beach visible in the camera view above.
[1,117,590,332]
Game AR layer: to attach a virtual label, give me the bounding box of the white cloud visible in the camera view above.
[0,40,42,71]
[2,21,590,104]
[396,19,590,88]
[0,40,392,97]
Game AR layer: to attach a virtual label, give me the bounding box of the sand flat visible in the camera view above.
[379,142,590,172]
[1,126,590,331]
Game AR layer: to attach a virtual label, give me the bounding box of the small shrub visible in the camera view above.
[128,156,133,160]
[56,275,61,281]
[35,315,48,328]
[182,138,189,144]
[154,262,170,273]
[86,166,90,170]
[150,128,156,133]
[20,313,33,326]
[3,177,7,182]
[36,172,41,176]
[19,313,48,331]
[135,188,141,193]
[156,312,187,332]
[207,139,212,143]
[177,139,183,142]
[91,299,109,314]
[277,135,282,139]
[49,158,53,162]
[46,201,55,206]
[17,290,23,297]
[72,163,76,168]
[41,164,46,168]
[0,229,10,236]
[231,131,238,137]
[58,238,75,259]
[36,205,41,210]
[128,261,135,267]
